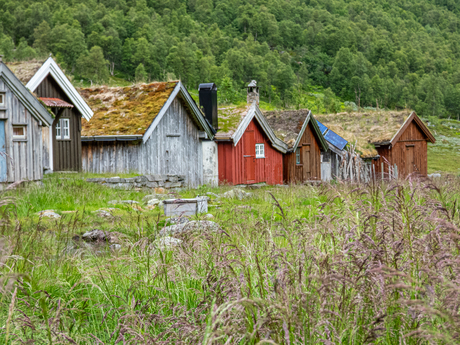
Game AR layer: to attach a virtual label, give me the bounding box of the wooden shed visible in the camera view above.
[315,111,436,179]
[7,57,93,172]
[264,109,328,183]
[215,83,287,185]
[0,61,54,184]
[80,81,215,187]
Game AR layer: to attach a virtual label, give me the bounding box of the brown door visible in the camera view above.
[244,130,255,183]
[405,145,415,175]
[303,145,311,180]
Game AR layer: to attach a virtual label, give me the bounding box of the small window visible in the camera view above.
[0,94,4,106]
[13,125,26,140]
[296,148,301,164]
[56,118,70,140]
[255,143,265,158]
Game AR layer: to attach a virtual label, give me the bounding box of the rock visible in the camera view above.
[142,194,157,203]
[223,189,253,200]
[147,198,160,206]
[205,213,214,219]
[121,200,139,204]
[93,209,113,218]
[135,176,148,183]
[124,177,137,183]
[110,244,122,251]
[145,182,159,188]
[206,192,220,198]
[153,236,182,250]
[62,210,77,214]
[247,184,264,190]
[155,187,166,194]
[37,210,61,219]
[107,177,125,183]
[168,176,179,182]
[166,216,190,225]
[82,229,108,242]
[276,184,289,188]
[159,220,222,236]
[108,200,120,205]
[428,173,441,178]
[170,182,182,188]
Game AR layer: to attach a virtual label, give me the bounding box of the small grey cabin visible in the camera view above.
[0,60,53,184]
[80,81,215,187]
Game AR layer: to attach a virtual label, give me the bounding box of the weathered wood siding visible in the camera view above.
[373,120,428,178]
[283,121,322,183]
[218,119,283,185]
[0,79,43,182]
[35,75,82,171]
[82,97,204,187]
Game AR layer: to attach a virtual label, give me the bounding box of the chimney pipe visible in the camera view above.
[198,83,218,131]
[246,80,259,105]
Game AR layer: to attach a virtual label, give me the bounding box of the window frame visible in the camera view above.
[56,118,70,140]
[296,148,301,164]
[12,125,27,141]
[0,93,4,107]
[255,143,265,158]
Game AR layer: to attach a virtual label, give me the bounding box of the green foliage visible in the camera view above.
[1,0,460,115]
[135,63,147,83]
[76,46,110,84]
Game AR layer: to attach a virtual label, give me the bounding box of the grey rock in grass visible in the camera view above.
[110,244,122,251]
[145,182,159,188]
[108,200,139,205]
[247,183,265,189]
[159,220,222,236]
[206,192,220,198]
[82,229,109,242]
[205,213,214,219]
[142,194,157,203]
[147,198,160,206]
[276,184,289,188]
[166,216,190,225]
[37,210,61,219]
[223,188,253,200]
[93,209,113,218]
[152,236,183,250]
[428,173,441,178]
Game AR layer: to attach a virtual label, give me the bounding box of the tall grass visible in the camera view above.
[0,175,459,344]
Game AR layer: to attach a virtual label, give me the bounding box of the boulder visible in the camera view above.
[82,229,125,244]
[159,220,222,236]
[147,198,160,206]
[166,216,190,225]
[205,213,214,219]
[37,210,61,219]
[152,236,182,250]
[223,189,252,200]
[428,173,441,178]
[93,209,113,218]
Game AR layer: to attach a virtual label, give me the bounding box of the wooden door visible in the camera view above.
[243,130,255,183]
[0,121,5,182]
[303,145,311,180]
[405,145,415,175]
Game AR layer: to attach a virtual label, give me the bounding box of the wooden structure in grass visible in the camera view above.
[371,111,435,178]
[215,81,287,185]
[0,60,53,183]
[265,109,328,183]
[80,81,215,187]
[8,57,94,172]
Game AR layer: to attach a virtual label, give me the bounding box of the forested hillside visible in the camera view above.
[1,0,460,117]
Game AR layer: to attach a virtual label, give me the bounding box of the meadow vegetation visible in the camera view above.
[0,174,460,344]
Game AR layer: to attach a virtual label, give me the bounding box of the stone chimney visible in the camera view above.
[246,80,259,105]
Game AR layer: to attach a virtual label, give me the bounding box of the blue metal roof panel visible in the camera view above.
[316,120,328,134]
[324,129,348,150]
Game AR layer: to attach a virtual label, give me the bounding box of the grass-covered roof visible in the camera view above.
[215,104,252,140]
[6,59,45,84]
[264,109,311,148]
[80,82,178,136]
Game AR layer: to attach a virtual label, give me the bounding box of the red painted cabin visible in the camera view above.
[215,99,287,185]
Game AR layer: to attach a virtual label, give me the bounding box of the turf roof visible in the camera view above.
[264,109,311,148]
[215,104,252,140]
[80,82,178,136]
[315,110,413,158]
[6,59,46,84]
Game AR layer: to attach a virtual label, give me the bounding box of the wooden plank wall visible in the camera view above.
[217,119,283,185]
[283,122,322,183]
[0,79,43,182]
[35,75,82,171]
[81,97,204,187]
[373,120,428,178]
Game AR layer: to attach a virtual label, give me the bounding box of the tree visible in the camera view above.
[135,63,147,83]
[33,20,51,55]
[76,46,110,85]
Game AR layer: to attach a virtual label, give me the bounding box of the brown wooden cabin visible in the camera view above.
[265,109,328,183]
[371,111,435,178]
[8,57,93,172]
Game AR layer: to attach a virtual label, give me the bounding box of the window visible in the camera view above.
[0,94,4,106]
[296,148,301,164]
[56,118,70,140]
[255,143,265,158]
[13,125,26,140]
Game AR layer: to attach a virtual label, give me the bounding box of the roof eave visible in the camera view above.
[81,135,143,142]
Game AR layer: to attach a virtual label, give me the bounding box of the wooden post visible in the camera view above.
[394,164,398,179]
[381,162,384,180]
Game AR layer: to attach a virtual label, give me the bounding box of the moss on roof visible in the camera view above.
[215,104,252,139]
[315,110,412,158]
[264,109,310,148]
[80,82,178,136]
[6,59,45,84]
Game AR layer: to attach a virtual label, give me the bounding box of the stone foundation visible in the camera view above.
[86,174,186,190]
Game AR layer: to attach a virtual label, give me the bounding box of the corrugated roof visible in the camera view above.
[40,97,74,108]
[80,82,178,136]
[6,59,45,84]
[215,104,252,140]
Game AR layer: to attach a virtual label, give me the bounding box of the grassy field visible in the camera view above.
[0,174,460,344]
[426,117,460,174]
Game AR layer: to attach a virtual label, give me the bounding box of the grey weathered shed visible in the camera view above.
[0,61,53,183]
[80,81,215,187]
